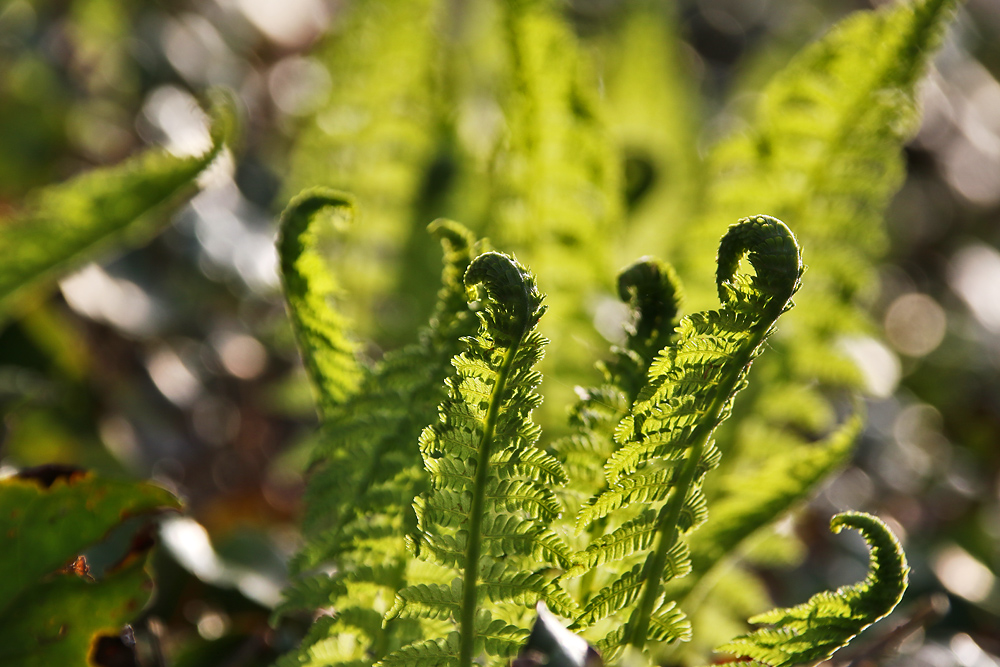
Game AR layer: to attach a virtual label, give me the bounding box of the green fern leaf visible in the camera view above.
[677,0,958,316]
[715,512,909,667]
[656,3,956,651]
[576,215,802,652]
[554,256,684,532]
[486,0,623,418]
[278,189,364,415]
[384,251,572,667]
[377,636,460,667]
[284,0,443,343]
[602,3,703,262]
[575,563,647,629]
[277,219,482,667]
[0,94,233,312]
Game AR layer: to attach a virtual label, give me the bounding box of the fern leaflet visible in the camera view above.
[714,512,909,667]
[0,94,233,311]
[278,189,364,416]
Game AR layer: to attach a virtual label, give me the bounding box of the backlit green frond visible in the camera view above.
[610,258,685,401]
[715,512,909,667]
[278,189,363,416]
[383,252,571,667]
[489,0,622,412]
[676,0,958,317]
[553,256,684,520]
[277,220,482,667]
[660,3,956,653]
[576,215,802,651]
[0,94,233,312]
[600,2,703,264]
[285,0,443,343]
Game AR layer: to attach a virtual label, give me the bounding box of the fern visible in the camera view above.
[644,1,959,654]
[600,1,703,263]
[677,0,958,313]
[284,0,444,343]
[276,214,483,667]
[485,0,623,409]
[553,256,684,517]
[276,1,960,665]
[278,189,365,416]
[714,512,909,667]
[569,215,802,659]
[382,251,573,667]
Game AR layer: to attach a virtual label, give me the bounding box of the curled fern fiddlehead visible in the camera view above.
[554,256,685,521]
[612,257,685,401]
[715,511,909,667]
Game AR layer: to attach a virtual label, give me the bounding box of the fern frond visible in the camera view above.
[285,0,443,342]
[486,0,623,417]
[577,215,802,652]
[714,512,909,667]
[377,636,460,667]
[293,220,480,567]
[278,221,482,667]
[610,257,685,400]
[385,252,571,667]
[278,189,364,415]
[677,0,958,316]
[654,3,955,652]
[601,2,703,263]
[569,510,659,577]
[554,256,685,526]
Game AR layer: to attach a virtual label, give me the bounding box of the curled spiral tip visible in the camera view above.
[715,214,803,308]
[428,218,477,252]
[617,257,683,310]
[464,252,545,342]
[829,511,909,588]
[278,188,356,256]
[617,256,684,349]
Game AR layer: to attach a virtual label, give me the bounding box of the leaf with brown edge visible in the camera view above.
[0,470,181,613]
[0,541,156,667]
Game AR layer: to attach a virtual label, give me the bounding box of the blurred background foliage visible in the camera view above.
[1,0,1000,665]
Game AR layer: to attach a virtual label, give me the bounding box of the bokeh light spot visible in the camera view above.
[884,292,947,357]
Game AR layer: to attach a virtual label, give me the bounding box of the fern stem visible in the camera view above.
[625,314,776,650]
[459,339,521,667]
[625,438,704,649]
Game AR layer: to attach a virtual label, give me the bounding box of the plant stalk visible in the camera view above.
[624,313,777,650]
[458,339,522,667]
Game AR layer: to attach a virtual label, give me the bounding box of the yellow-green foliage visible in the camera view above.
[275,217,485,667]
[277,1,957,666]
[0,94,221,663]
[284,0,444,343]
[278,190,365,416]
[715,513,909,667]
